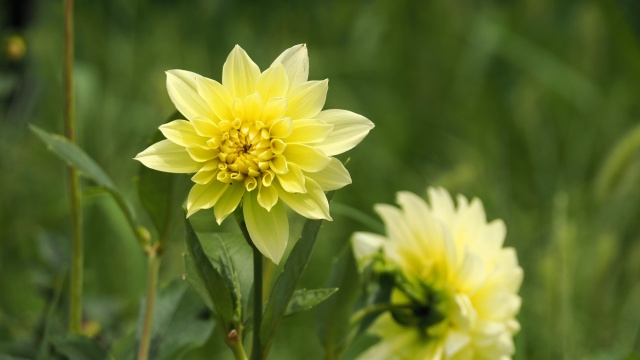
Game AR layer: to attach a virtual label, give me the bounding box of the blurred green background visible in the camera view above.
[2,0,640,358]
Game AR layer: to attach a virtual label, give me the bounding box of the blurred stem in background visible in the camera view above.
[63,0,83,335]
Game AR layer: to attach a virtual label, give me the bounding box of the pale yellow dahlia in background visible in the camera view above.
[353,187,522,359]
[135,44,374,264]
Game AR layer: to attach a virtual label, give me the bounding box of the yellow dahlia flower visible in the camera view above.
[135,44,373,264]
[353,188,522,359]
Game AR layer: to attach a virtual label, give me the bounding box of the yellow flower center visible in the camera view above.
[212,114,287,191]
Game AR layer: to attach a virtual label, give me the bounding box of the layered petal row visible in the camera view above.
[135,44,374,263]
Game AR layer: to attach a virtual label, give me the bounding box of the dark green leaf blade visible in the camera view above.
[136,132,174,239]
[183,252,214,310]
[183,217,236,331]
[30,125,143,246]
[260,191,334,356]
[30,125,116,190]
[199,232,253,320]
[135,111,185,240]
[317,247,362,359]
[285,288,338,317]
[139,280,215,360]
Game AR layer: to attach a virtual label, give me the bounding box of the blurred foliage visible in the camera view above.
[2,0,640,358]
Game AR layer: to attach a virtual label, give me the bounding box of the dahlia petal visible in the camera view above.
[134,139,200,173]
[444,331,471,357]
[243,192,288,264]
[276,163,306,193]
[243,92,264,121]
[191,167,218,184]
[257,183,279,211]
[351,232,386,262]
[186,180,228,217]
[396,191,431,234]
[305,157,351,191]
[269,117,293,138]
[373,203,427,257]
[196,76,234,121]
[286,119,333,143]
[363,314,424,360]
[191,116,222,138]
[269,154,289,174]
[186,144,217,162]
[275,177,331,220]
[257,63,289,100]
[261,98,288,123]
[214,181,245,224]
[285,80,328,119]
[427,187,456,223]
[271,44,309,89]
[222,45,261,99]
[159,120,208,148]
[313,109,374,156]
[166,70,215,121]
[282,143,331,172]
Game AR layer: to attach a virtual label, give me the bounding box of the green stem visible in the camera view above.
[349,303,412,327]
[108,188,149,249]
[138,246,161,360]
[251,244,263,360]
[234,212,263,360]
[228,329,249,360]
[64,0,82,335]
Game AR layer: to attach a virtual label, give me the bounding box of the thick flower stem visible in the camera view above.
[137,245,161,360]
[250,245,263,360]
[234,212,263,360]
[228,330,249,360]
[63,0,83,335]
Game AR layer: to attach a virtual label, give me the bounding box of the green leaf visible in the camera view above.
[135,112,186,241]
[52,335,112,360]
[30,125,116,190]
[30,124,143,246]
[183,252,214,310]
[285,288,338,317]
[136,132,175,240]
[183,217,236,333]
[199,232,253,320]
[138,280,215,360]
[317,247,363,359]
[260,191,334,357]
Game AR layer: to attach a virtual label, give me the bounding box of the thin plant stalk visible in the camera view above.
[138,244,161,360]
[63,0,83,334]
[234,213,262,360]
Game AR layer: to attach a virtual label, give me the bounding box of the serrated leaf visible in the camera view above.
[285,288,338,317]
[199,232,253,321]
[183,217,236,332]
[260,191,334,357]
[52,335,112,360]
[137,280,215,360]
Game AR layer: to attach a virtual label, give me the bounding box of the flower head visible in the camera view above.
[353,187,522,359]
[135,44,374,264]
